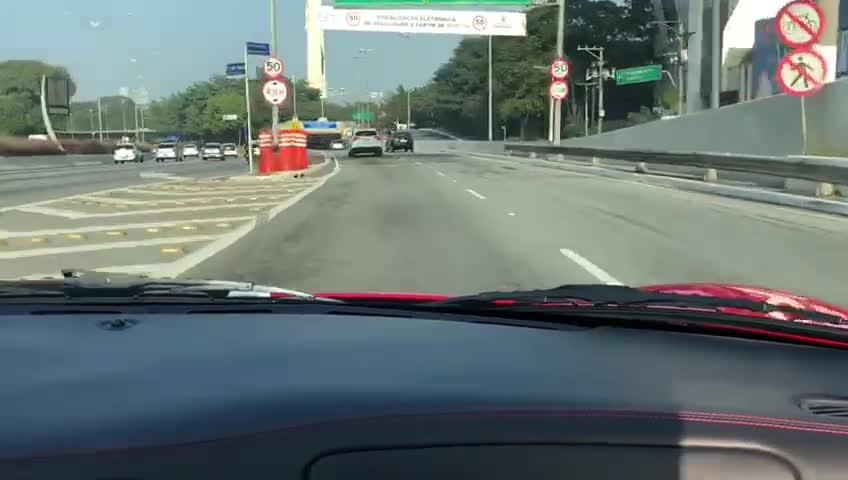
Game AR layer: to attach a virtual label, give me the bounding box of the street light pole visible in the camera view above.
[553,0,565,145]
[407,88,411,128]
[97,98,104,141]
[270,0,279,147]
[488,35,493,141]
[121,99,127,134]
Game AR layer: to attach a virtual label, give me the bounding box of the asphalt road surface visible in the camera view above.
[2,142,846,306]
[184,142,848,306]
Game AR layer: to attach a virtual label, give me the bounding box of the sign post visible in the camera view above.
[244,42,270,174]
[774,1,824,156]
[548,56,570,142]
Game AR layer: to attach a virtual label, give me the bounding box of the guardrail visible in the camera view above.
[503,143,848,185]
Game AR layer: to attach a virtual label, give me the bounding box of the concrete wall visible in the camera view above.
[564,77,848,157]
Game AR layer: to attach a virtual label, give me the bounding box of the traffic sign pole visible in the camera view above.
[244,45,254,174]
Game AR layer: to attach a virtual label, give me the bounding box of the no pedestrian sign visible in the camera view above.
[262,80,288,105]
[775,0,824,48]
[777,48,827,97]
[549,80,569,100]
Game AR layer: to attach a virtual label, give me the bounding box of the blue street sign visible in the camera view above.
[226,63,246,78]
[246,42,270,56]
[303,120,338,129]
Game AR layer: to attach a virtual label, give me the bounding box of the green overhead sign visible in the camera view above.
[352,111,374,121]
[615,65,662,86]
[334,0,532,4]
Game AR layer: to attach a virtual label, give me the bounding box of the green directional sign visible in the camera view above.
[352,111,374,121]
[615,65,662,86]
[334,0,531,4]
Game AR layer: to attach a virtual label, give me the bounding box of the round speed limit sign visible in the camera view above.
[263,57,285,79]
[262,80,288,105]
[549,80,569,100]
[550,57,571,80]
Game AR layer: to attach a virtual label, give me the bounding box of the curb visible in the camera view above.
[467,150,848,218]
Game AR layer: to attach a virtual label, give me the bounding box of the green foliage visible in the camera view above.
[0,60,76,135]
[144,76,353,141]
[380,0,656,139]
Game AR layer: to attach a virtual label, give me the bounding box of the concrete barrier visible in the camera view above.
[564,77,848,158]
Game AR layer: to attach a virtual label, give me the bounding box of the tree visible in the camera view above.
[0,60,76,135]
[380,0,656,139]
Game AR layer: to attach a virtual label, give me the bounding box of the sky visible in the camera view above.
[1,0,468,102]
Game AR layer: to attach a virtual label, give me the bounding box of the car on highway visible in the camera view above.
[5,272,848,479]
[223,143,238,158]
[112,143,143,164]
[182,143,200,158]
[387,130,414,152]
[202,142,224,161]
[330,138,345,150]
[348,128,383,157]
[153,142,182,163]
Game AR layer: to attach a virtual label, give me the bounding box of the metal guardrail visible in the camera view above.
[503,143,848,185]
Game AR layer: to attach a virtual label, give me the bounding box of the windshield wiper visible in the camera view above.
[0,269,343,303]
[416,285,846,325]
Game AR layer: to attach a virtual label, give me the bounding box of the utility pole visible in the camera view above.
[578,46,607,134]
[649,20,692,116]
[488,35,493,141]
[407,88,411,127]
[553,0,565,145]
[97,98,104,141]
[270,0,279,147]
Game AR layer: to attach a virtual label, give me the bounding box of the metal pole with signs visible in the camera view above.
[774,0,825,156]
[245,42,271,172]
[243,47,255,173]
[553,0,565,145]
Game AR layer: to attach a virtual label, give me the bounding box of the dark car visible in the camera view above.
[387,131,414,152]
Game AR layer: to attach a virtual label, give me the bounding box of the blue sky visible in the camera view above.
[2,0,467,102]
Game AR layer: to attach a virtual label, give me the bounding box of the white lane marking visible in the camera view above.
[0,216,254,238]
[508,212,516,216]
[452,179,457,182]
[15,202,282,219]
[415,161,422,165]
[437,171,446,177]
[0,235,217,260]
[157,156,342,278]
[465,188,487,200]
[0,178,178,213]
[559,248,622,285]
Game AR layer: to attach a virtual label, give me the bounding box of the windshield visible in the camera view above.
[2,0,847,318]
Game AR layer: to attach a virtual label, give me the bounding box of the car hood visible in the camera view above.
[312,283,848,324]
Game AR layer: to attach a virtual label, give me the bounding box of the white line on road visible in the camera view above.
[415,161,422,165]
[437,171,446,177]
[559,248,622,285]
[0,235,217,260]
[465,188,487,200]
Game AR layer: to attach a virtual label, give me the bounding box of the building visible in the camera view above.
[655,0,843,112]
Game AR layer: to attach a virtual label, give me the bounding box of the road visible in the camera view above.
[2,139,847,306]
[186,139,848,306]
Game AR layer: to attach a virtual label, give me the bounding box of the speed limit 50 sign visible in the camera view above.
[263,57,285,79]
[550,57,571,80]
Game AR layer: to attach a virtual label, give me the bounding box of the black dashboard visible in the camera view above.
[2,310,848,479]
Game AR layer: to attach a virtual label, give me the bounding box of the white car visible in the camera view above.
[330,138,346,150]
[223,143,238,158]
[113,143,143,164]
[348,129,383,157]
[182,144,200,158]
[154,142,182,163]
